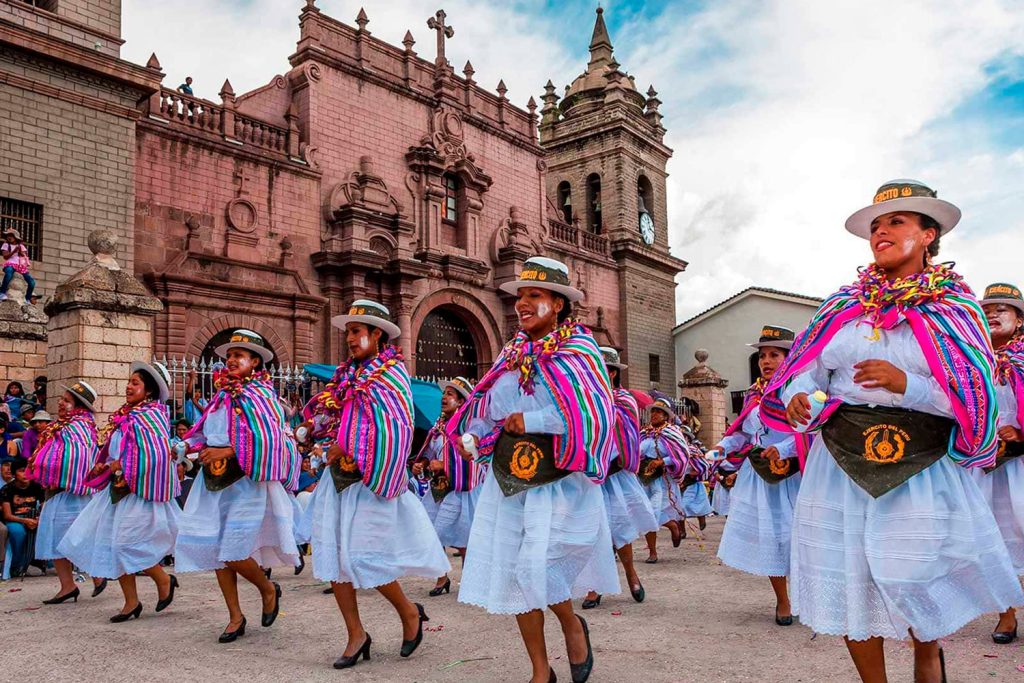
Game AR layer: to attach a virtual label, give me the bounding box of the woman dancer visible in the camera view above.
[641,399,687,564]
[581,347,658,609]
[302,300,449,669]
[175,329,301,643]
[450,256,618,683]
[973,283,1024,644]
[29,380,105,603]
[713,325,803,625]
[711,450,744,517]
[60,361,180,622]
[414,376,479,597]
[678,428,712,531]
[764,180,1023,682]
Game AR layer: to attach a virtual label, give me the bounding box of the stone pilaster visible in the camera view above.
[678,349,729,447]
[0,275,48,386]
[44,230,162,418]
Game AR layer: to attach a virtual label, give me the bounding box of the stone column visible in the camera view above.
[0,275,48,386]
[678,349,729,447]
[44,230,163,418]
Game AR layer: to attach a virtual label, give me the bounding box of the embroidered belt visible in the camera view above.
[202,456,246,492]
[821,404,954,498]
[329,454,362,494]
[492,431,568,497]
[637,457,664,486]
[745,446,799,484]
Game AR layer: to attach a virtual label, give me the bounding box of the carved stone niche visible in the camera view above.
[321,156,411,254]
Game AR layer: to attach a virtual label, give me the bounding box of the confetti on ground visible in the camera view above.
[1016,663,1024,673]
[611,611,622,616]
[425,624,445,632]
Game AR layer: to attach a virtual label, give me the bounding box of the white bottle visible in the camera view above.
[796,390,828,433]
[462,433,479,458]
[173,440,188,457]
[295,425,309,444]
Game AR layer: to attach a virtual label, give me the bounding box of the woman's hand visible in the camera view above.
[762,446,781,462]
[87,462,109,479]
[504,413,526,436]
[852,359,908,394]
[999,425,1024,443]
[199,446,234,465]
[428,459,445,474]
[411,461,425,477]
[786,393,811,427]
[455,434,479,461]
[325,444,345,466]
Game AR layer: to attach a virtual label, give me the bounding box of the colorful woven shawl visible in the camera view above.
[761,263,998,468]
[28,409,98,494]
[612,388,641,473]
[187,371,300,490]
[724,377,812,470]
[109,401,177,502]
[308,345,413,499]
[996,333,1024,430]
[446,320,615,482]
[415,414,480,492]
[640,423,691,479]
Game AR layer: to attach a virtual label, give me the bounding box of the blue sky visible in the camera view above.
[122,0,1024,321]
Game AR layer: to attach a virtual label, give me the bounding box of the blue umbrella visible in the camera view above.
[301,364,441,431]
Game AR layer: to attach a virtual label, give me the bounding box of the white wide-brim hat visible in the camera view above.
[215,328,275,364]
[331,299,402,340]
[60,380,98,412]
[439,376,473,400]
[130,360,171,402]
[746,325,795,350]
[845,179,961,240]
[599,346,628,370]
[980,283,1024,317]
[498,256,584,303]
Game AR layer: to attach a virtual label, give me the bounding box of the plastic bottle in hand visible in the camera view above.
[173,440,188,458]
[462,433,479,458]
[796,391,828,433]
[295,425,309,444]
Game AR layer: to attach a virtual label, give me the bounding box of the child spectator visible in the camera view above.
[1,458,44,577]
[4,381,26,420]
[0,229,36,303]
[20,410,50,459]
[27,376,46,408]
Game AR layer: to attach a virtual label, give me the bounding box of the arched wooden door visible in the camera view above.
[415,308,479,380]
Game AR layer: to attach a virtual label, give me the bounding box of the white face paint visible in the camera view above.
[358,337,370,350]
[536,302,551,319]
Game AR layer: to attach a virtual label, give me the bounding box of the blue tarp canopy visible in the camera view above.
[302,364,441,431]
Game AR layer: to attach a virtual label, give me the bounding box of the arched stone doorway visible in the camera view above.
[415,307,479,380]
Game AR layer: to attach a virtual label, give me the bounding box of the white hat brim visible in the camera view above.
[747,341,794,350]
[330,314,402,341]
[59,384,96,412]
[438,380,471,400]
[980,298,1024,317]
[130,361,170,402]
[498,279,584,303]
[214,341,274,364]
[606,362,628,370]
[845,197,961,239]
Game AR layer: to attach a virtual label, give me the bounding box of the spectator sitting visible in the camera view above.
[4,381,26,421]
[174,458,194,509]
[18,402,36,429]
[176,76,194,95]
[27,375,46,409]
[0,229,36,304]
[1,458,44,577]
[0,456,13,490]
[20,410,50,460]
[2,411,24,457]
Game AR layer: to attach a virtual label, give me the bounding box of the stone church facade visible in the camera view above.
[0,0,685,391]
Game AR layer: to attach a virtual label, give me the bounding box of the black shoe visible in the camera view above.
[992,621,1018,644]
[570,614,594,683]
[109,602,143,623]
[939,647,947,683]
[262,582,282,627]
[219,617,247,643]
[630,582,645,603]
[263,567,272,579]
[294,554,305,576]
[775,611,794,626]
[581,595,602,610]
[429,577,451,597]
[333,634,372,669]
[644,556,658,565]
[323,586,334,594]
[400,603,429,658]
[42,587,80,605]
[156,575,178,613]
[698,517,707,531]
[547,667,557,682]
[92,579,108,598]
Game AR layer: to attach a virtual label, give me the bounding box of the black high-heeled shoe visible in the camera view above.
[630,582,645,603]
[333,634,372,669]
[92,579,108,598]
[698,517,707,531]
[775,609,794,626]
[263,567,272,579]
[110,602,143,623]
[570,614,594,683]
[42,587,80,605]
[992,619,1018,644]
[670,524,683,547]
[294,554,305,576]
[581,594,602,609]
[644,556,658,564]
[938,647,947,683]
[429,577,451,597]
[261,582,281,627]
[547,667,558,682]
[400,603,429,658]
[323,586,335,594]
[156,575,178,613]
[218,616,246,643]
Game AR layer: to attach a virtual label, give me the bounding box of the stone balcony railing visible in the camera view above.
[144,87,302,161]
[547,219,610,256]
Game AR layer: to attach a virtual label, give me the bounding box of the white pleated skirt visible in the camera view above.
[305,481,450,589]
[643,476,683,526]
[718,460,801,576]
[36,491,92,560]
[434,487,482,548]
[410,481,441,523]
[59,492,179,579]
[680,481,713,517]
[712,484,731,516]
[791,441,1023,642]
[972,458,1024,575]
[174,473,300,572]
[602,470,659,549]
[459,471,620,615]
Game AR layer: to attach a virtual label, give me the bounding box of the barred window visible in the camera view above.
[20,0,58,11]
[0,197,42,260]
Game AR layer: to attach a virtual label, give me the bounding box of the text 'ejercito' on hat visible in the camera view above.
[845,179,961,239]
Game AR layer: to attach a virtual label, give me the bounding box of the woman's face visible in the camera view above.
[441,387,464,416]
[57,391,76,419]
[125,372,149,405]
[650,407,669,428]
[7,383,22,397]
[984,303,1023,341]
[175,423,189,439]
[869,211,935,275]
[758,347,788,381]
[345,322,381,363]
[225,348,259,379]
[515,287,563,339]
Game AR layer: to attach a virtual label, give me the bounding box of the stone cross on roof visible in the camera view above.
[427,9,454,68]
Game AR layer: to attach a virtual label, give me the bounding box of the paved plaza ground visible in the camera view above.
[2,517,1022,682]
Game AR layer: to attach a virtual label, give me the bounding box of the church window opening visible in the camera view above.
[649,354,661,385]
[442,174,459,223]
[20,0,58,11]
[0,197,43,261]
[557,181,573,224]
[637,175,654,216]
[586,173,602,233]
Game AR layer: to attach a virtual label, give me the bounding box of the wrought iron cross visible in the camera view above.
[427,10,454,67]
